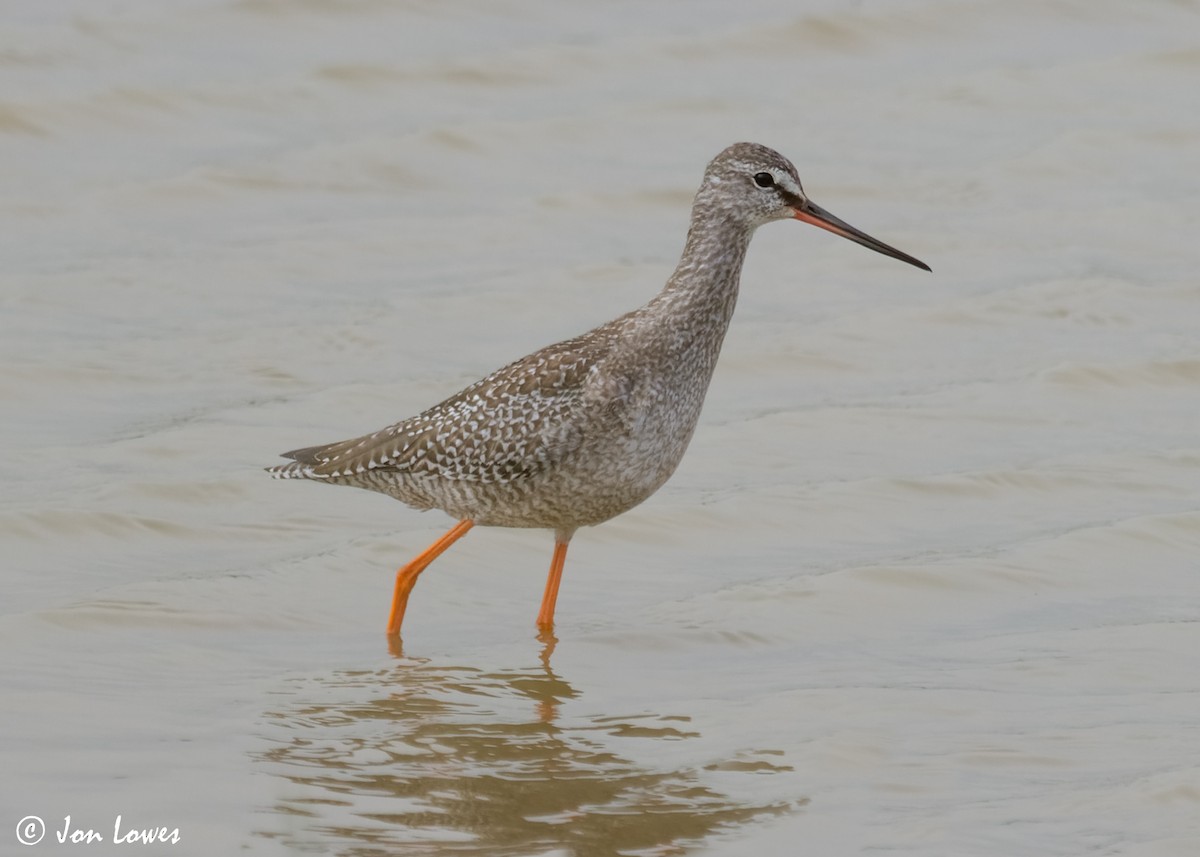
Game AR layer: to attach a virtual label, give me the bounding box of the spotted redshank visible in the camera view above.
[269,142,929,637]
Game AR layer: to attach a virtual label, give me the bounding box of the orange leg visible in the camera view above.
[536,540,570,630]
[386,519,475,636]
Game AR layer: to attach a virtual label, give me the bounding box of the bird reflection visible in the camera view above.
[255,648,793,855]
[387,631,563,722]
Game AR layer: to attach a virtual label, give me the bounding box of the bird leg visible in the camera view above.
[386,519,475,636]
[536,540,570,630]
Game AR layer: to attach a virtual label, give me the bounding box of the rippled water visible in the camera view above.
[3,0,1200,854]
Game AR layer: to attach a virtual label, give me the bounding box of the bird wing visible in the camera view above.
[270,323,628,485]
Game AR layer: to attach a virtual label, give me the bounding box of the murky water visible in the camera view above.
[3,1,1200,854]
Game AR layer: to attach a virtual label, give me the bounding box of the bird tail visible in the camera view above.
[265,442,339,480]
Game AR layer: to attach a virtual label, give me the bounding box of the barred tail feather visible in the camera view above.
[266,460,327,479]
[266,441,345,479]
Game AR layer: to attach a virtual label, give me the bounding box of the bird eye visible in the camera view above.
[753,172,775,189]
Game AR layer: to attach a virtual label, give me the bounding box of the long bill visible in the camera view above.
[793,200,931,272]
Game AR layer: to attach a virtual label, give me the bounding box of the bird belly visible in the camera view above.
[466,389,702,530]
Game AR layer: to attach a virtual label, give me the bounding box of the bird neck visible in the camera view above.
[655,204,754,330]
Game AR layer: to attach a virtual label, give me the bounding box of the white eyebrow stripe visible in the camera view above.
[778,174,804,197]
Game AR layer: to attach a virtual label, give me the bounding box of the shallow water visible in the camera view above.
[4,1,1200,854]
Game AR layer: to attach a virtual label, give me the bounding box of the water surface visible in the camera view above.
[3,1,1200,854]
